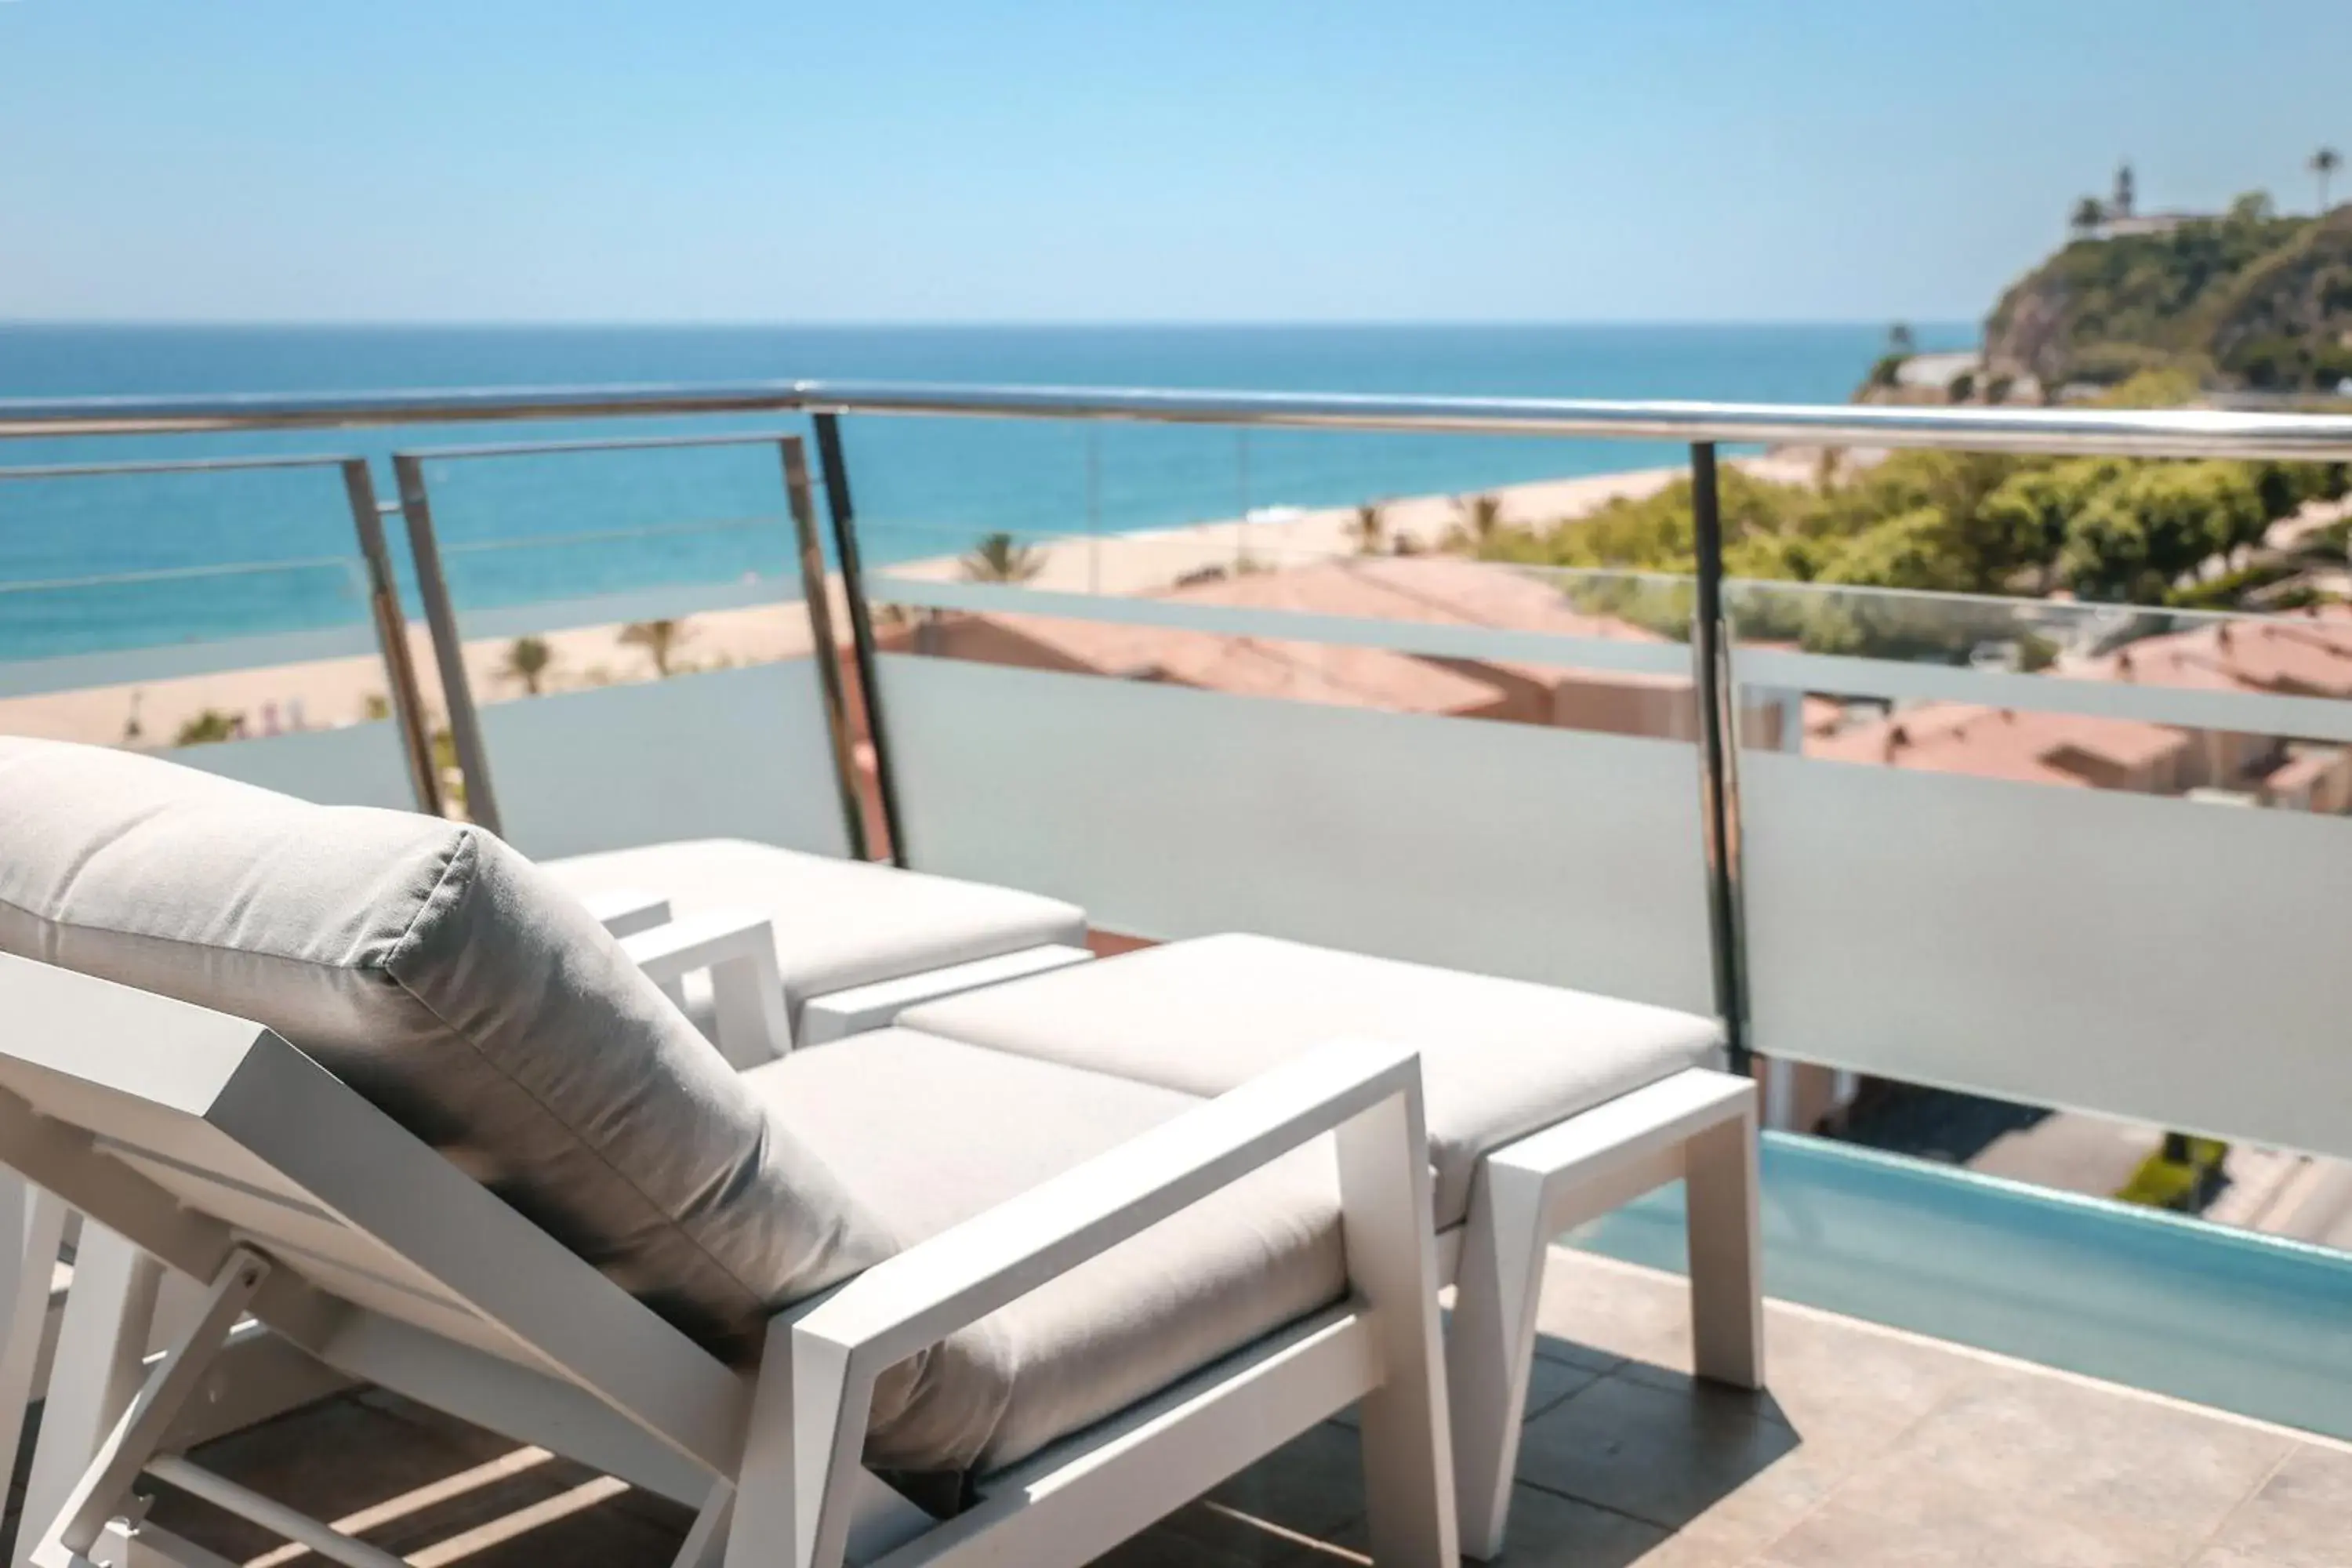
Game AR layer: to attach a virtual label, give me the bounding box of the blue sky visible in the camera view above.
[4,1,2347,324]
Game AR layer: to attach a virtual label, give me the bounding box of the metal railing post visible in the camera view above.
[811,412,909,869]
[1689,442,1751,1073]
[337,460,442,817]
[390,453,503,837]
[778,437,873,863]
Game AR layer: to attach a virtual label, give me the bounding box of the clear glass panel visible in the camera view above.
[0,463,416,808]
[1726,574,2336,670]
[845,414,1718,1003]
[1729,572,2352,1262]
[408,441,853,860]
[838,411,1687,585]
[1729,577,2352,806]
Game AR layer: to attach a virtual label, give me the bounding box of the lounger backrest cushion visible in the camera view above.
[0,737,897,1361]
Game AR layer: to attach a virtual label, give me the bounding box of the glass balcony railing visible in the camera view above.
[4,381,2351,1455]
[0,455,437,811]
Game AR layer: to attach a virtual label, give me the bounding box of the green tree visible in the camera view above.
[1351,502,1388,555]
[1450,492,1505,550]
[501,634,555,695]
[2090,367,2201,408]
[958,532,1046,584]
[2059,492,2158,602]
[2070,196,2106,238]
[2228,190,2277,225]
[619,618,693,677]
[1815,507,1978,593]
[2314,147,2341,212]
[1886,321,1916,356]
[2060,463,2265,599]
[1978,460,2118,590]
[173,709,241,747]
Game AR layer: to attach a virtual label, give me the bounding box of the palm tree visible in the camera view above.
[1886,321,1916,357]
[501,635,556,695]
[1454,492,1505,550]
[1351,502,1388,555]
[2313,147,2342,212]
[2069,195,2106,238]
[619,619,692,677]
[958,532,1045,583]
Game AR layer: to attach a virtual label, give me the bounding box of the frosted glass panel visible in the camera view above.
[168,722,418,810]
[477,662,851,862]
[880,652,1716,1011]
[1741,751,2352,1158]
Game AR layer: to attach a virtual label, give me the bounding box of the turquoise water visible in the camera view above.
[0,324,1973,662]
[1581,1133,2352,1443]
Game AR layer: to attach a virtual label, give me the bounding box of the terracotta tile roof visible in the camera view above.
[1809,702,2190,788]
[1166,556,1673,685]
[2263,748,2342,794]
[956,608,1508,714]
[2074,604,2352,704]
[946,556,1679,717]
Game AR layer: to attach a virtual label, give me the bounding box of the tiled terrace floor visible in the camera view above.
[130,1250,2348,1568]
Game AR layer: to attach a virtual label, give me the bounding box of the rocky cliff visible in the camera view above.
[1984,205,2352,392]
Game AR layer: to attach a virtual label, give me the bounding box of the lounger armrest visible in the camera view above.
[581,888,672,940]
[771,1036,1431,1568]
[618,909,789,1068]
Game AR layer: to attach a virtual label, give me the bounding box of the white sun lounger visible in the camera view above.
[0,738,1087,1544]
[0,742,1460,1568]
[522,803,1767,1563]
[809,935,1766,1562]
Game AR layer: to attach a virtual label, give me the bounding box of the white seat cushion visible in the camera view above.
[742,1029,1345,1477]
[543,840,1087,1030]
[904,933,1722,1228]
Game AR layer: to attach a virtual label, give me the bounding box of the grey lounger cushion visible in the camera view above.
[0,738,901,1362]
[0,739,1341,1483]
[905,932,1722,1228]
[543,839,1087,1029]
[741,1029,1344,1475]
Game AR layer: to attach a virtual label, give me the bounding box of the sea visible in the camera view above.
[0,324,1972,663]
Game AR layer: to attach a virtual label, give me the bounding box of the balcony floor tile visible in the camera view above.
[80,1248,2345,1568]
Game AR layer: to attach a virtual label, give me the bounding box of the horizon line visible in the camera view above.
[0,316,1984,332]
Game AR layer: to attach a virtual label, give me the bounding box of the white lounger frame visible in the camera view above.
[576,886,1097,1056]
[781,960,1766,1563]
[0,897,805,1567]
[0,950,1459,1568]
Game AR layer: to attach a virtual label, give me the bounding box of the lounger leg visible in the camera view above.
[17,1227,163,1568]
[31,1248,267,1568]
[1444,1159,1548,1562]
[724,1307,815,1568]
[1683,1098,1763,1390]
[1336,1093,1458,1568]
[670,1483,734,1568]
[0,1182,69,1565]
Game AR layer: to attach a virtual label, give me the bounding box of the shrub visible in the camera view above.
[173,710,241,747]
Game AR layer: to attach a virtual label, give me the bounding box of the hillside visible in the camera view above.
[1984,201,2352,392]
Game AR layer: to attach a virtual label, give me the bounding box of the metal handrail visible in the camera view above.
[6,379,2352,459]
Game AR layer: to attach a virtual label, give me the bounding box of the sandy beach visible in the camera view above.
[0,454,1818,753]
